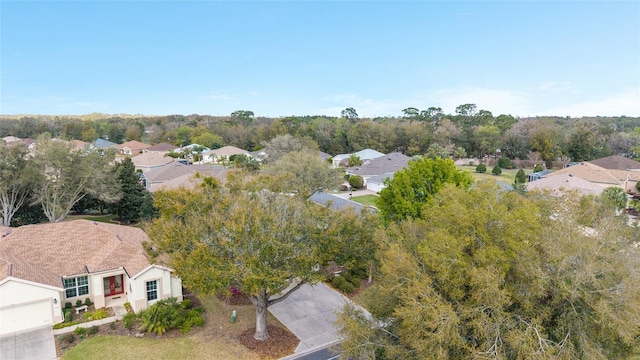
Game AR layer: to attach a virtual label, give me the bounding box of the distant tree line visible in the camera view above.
[2,107,640,164]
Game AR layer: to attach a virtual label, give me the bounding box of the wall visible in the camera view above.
[0,279,62,334]
[130,267,182,313]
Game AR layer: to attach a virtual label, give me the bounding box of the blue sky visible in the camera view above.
[1,1,639,118]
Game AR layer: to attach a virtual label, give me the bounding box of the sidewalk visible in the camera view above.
[53,305,127,335]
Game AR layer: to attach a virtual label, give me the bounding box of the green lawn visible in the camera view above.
[350,194,379,207]
[65,214,118,224]
[63,336,201,360]
[61,293,287,360]
[457,165,525,184]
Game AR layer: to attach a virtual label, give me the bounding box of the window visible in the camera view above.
[146,280,158,301]
[64,276,89,298]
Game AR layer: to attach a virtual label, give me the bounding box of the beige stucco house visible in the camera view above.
[0,220,182,336]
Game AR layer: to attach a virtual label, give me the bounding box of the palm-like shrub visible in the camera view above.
[139,297,204,335]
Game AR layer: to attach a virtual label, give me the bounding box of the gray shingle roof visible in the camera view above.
[347,152,411,177]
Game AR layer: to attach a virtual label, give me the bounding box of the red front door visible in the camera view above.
[103,275,124,296]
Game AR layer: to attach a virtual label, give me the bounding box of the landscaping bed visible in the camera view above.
[57,292,298,360]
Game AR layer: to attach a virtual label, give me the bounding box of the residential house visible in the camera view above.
[94,138,117,149]
[114,140,152,156]
[331,149,385,168]
[129,152,176,172]
[526,173,607,197]
[0,220,182,335]
[346,152,412,191]
[309,192,367,214]
[143,142,178,154]
[202,146,250,164]
[140,163,228,192]
[366,173,394,193]
[589,155,640,171]
[543,160,640,195]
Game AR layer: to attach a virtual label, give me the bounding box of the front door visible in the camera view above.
[103,275,124,297]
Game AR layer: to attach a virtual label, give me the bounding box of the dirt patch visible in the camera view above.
[238,325,299,359]
[218,292,253,306]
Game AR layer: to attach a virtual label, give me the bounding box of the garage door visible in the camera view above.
[0,299,52,335]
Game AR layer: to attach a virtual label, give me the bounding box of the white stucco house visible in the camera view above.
[331,149,385,168]
[0,220,182,336]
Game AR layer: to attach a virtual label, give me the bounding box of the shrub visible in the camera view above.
[341,282,355,294]
[110,322,116,330]
[492,165,502,175]
[332,276,355,294]
[65,302,73,310]
[498,157,511,169]
[123,302,133,313]
[332,276,347,289]
[515,169,526,184]
[348,175,364,189]
[74,327,87,335]
[75,300,83,307]
[61,334,75,343]
[84,298,92,306]
[476,164,487,173]
[84,308,108,321]
[123,313,138,330]
[180,299,192,310]
[64,311,72,323]
[87,326,99,335]
[533,164,544,172]
[140,297,182,335]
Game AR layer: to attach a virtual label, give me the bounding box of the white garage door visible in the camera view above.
[0,299,52,335]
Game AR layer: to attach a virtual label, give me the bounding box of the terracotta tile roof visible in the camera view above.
[0,220,152,287]
[543,162,620,185]
[589,155,640,170]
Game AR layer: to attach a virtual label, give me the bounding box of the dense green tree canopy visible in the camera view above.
[263,150,343,199]
[376,157,473,222]
[339,183,640,359]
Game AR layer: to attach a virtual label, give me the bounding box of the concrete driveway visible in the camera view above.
[0,325,57,360]
[269,282,352,353]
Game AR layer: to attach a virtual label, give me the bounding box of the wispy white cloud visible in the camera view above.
[539,87,640,117]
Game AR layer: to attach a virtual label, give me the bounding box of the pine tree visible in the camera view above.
[112,158,151,223]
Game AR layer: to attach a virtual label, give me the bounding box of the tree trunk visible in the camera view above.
[253,295,270,341]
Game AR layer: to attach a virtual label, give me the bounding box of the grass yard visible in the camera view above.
[350,194,379,207]
[457,165,525,184]
[62,293,291,360]
[65,213,119,224]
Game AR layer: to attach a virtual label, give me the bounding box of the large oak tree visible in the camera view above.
[146,176,369,340]
[338,182,640,359]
